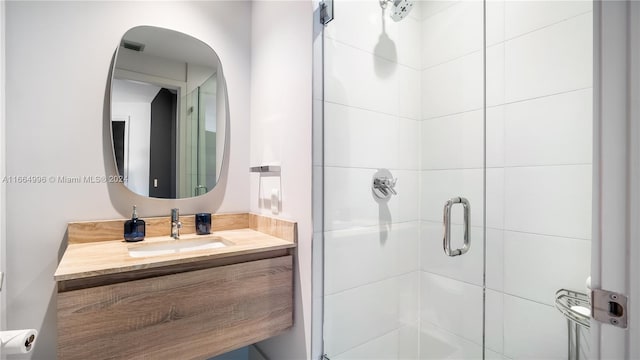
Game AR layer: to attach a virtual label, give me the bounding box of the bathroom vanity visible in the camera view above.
[54,213,296,360]
[53,24,298,359]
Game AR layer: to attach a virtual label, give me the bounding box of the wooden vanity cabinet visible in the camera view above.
[57,255,293,360]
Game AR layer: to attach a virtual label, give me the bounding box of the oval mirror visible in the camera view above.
[109,26,227,199]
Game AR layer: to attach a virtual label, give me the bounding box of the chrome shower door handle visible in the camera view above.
[443,197,470,257]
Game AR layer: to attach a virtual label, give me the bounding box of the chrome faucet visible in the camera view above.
[171,208,182,239]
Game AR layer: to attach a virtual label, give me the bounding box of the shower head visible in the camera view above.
[380,0,414,22]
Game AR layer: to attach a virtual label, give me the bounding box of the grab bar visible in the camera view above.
[443,197,470,257]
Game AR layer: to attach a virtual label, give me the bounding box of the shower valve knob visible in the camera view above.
[372,176,398,199]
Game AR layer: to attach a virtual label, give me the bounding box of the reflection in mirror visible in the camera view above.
[110,26,227,199]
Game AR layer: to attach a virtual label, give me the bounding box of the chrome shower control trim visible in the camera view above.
[372,176,397,200]
[443,197,470,257]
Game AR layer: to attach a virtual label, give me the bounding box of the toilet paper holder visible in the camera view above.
[1,329,38,354]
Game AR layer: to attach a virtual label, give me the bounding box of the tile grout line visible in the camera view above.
[324,219,420,235]
[324,268,420,299]
[323,162,592,172]
[421,268,484,289]
[420,318,485,350]
[419,220,592,242]
[419,9,593,72]
[418,163,593,171]
[421,86,593,123]
[329,324,418,359]
[502,9,593,44]
[324,35,421,72]
[324,99,421,122]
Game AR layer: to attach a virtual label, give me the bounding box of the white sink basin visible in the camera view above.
[128,237,228,258]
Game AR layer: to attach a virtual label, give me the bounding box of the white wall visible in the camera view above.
[5,2,251,358]
[112,100,154,195]
[320,1,422,358]
[420,1,593,359]
[249,1,313,359]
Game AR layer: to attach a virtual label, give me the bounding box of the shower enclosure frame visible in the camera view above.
[311,0,638,359]
[591,0,639,358]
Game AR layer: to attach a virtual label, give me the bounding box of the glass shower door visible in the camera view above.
[320,0,486,359]
[417,0,486,357]
[320,1,595,359]
[179,74,217,197]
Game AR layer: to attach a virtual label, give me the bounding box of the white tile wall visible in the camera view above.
[485,289,504,354]
[421,272,483,345]
[485,228,504,292]
[420,110,484,170]
[419,321,483,360]
[420,168,503,229]
[504,12,592,103]
[333,325,420,360]
[486,0,505,46]
[325,38,422,119]
[503,295,567,359]
[408,0,424,21]
[420,168,483,226]
[486,168,505,229]
[325,39,399,116]
[487,106,505,168]
[421,50,483,119]
[324,0,395,63]
[504,88,593,166]
[325,167,419,231]
[504,165,592,239]
[324,272,420,356]
[325,222,420,295]
[503,231,591,305]
[322,3,422,356]
[325,0,421,69]
[419,0,458,22]
[504,1,592,40]
[487,44,505,107]
[421,222,483,286]
[421,1,483,69]
[398,324,422,360]
[398,64,422,120]
[325,102,420,170]
[397,15,423,70]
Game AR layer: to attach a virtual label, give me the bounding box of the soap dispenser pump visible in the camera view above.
[124,205,145,242]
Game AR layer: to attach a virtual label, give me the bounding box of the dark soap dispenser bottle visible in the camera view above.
[124,205,145,242]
